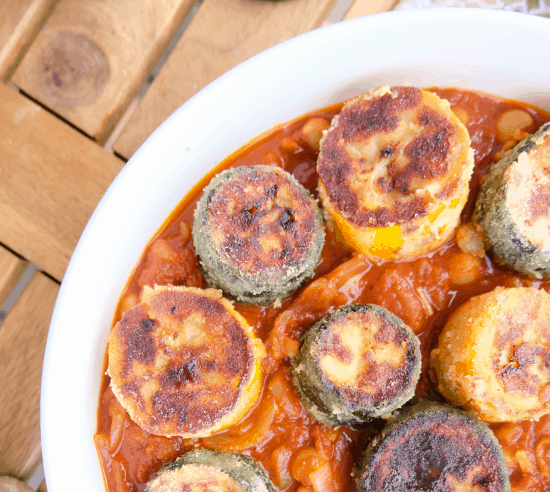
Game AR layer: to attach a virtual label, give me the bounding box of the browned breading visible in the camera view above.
[108,285,265,438]
[318,85,473,261]
[432,287,550,422]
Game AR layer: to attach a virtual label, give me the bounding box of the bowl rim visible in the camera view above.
[41,7,550,492]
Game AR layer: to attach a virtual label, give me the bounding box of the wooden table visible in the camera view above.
[0,0,547,490]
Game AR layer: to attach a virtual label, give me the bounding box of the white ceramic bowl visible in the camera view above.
[42,7,550,492]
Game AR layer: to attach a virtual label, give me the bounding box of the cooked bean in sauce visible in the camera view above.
[95,88,550,492]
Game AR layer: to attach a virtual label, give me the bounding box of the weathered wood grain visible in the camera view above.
[343,0,398,19]
[113,0,341,159]
[0,476,36,492]
[0,0,59,82]
[0,273,59,479]
[12,0,196,141]
[0,247,27,309]
[0,84,124,281]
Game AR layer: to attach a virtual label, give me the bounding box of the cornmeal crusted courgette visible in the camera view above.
[317,85,474,262]
[146,448,275,492]
[108,285,265,438]
[193,165,325,305]
[431,286,550,423]
[474,122,550,278]
[356,400,510,492]
[290,304,420,426]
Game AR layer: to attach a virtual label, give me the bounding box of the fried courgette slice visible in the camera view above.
[146,448,275,492]
[290,304,420,426]
[317,85,473,262]
[356,400,510,492]
[193,165,325,305]
[432,286,550,423]
[474,122,550,278]
[108,285,265,438]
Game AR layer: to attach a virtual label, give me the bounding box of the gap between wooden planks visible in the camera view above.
[11,0,196,142]
[0,84,124,282]
[0,272,59,479]
[0,247,27,309]
[112,0,343,159]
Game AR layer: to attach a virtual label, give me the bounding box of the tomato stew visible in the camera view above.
[95,88,550,492]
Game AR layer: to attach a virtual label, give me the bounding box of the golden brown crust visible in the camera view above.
[506,132,550,251]
[206,166,320,280]
[318,86,473,261]
[108,285,265,437]
[432,287,550,422]
[315,309,411,406]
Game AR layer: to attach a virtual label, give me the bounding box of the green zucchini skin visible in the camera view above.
[192,165,325,305]
[474,122,550,278]
[146,448,275,492]
[356,400,510,492]
[290,304,421,426]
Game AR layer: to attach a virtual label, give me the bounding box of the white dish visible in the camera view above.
[42,8,550,492]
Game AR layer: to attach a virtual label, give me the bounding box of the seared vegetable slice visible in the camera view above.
[474,122,550,278]
[108,285,265,438]
[318,85,473,262]
[356,400,510,492]
[431,286,550,423]
[193,165,325,305]
[146,448,275,492]
[290,304,420,426]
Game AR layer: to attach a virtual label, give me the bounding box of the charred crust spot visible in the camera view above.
[497,342,544,396]
[363,410,506,492]
[117,306,157,378]
[280,209,296,230]
[404,126,452,178]
[206,188,216,208]
[508,233,536,258]
[518,141,536,154]
[376,177,394,193]
[141,318,155,331]
[390,161,431,195]
[381,147,392,157]
[266,183,279,198]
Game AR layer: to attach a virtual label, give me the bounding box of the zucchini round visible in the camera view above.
[431,286,550,423]
[356,400,510,492]
[317,85,474,262]
[146,448,275,492]
[290,304,421,426]
[108,285,266,438]
[474,122,550,278]
[192,165,325,305]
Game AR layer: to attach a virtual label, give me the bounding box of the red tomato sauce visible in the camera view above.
[95,88,550,492]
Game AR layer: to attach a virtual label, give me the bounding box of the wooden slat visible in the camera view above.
[11,0,196,141]
[0,476,36,492]
[113,0,341,159]
[343,0,398,20]
[0,273,59,479]
[0,0,59,82]
[38,479,47,492]
[0,247,27,308]
[0,84,124,281]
